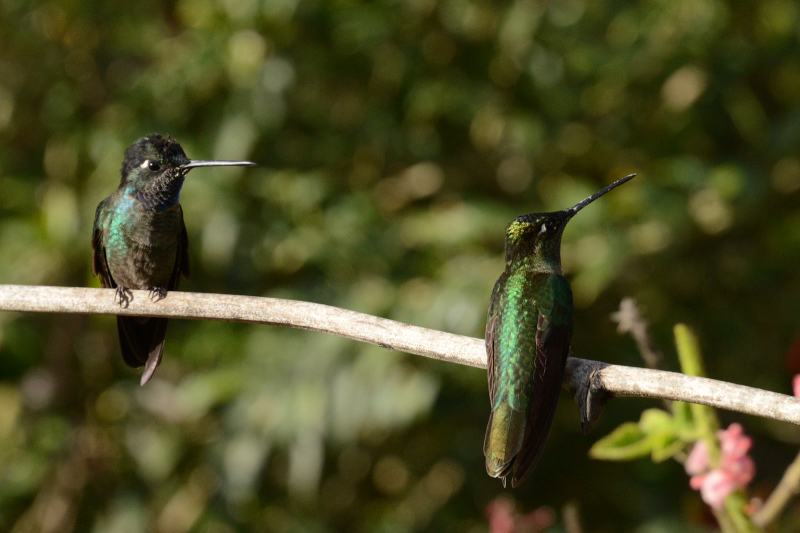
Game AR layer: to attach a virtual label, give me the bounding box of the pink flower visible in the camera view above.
[486,498,554,533]
[699,470,738,510]
[720,453,755,487]
[486,498,515,533]
[718,423,752,458]
[686,424,757,510]
[518,506,556,532]
[685,440,710,476]
[689,473,706,491]
[793,374,800,398]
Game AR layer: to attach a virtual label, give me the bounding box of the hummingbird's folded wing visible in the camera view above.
[169,205,190,284]
[485,274,505,402]
[91,198,114,289]
[509,274,573,487]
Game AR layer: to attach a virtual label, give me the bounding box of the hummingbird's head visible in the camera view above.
[120,134,192,211]
[504,174,636,270]
[504,210,573,270]
[121,134,190,181]
[120,134,256,211]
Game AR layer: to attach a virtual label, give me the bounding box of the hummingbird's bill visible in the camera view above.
[181,160,257,169]
[568,173,636,215]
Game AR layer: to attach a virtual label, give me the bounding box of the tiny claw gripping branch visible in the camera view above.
[149,286,167,302]
[114,286,132,307]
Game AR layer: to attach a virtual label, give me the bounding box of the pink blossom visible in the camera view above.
[689,473,706,490]
[518,506,556,532]
[717,423,752,458]
[699,470,738,510]
[685,440,710,476]
[486,498,515,533]
[720,453,755,487]
[793,374,800,398]
[486,498,554,533]
[686,424,756,511]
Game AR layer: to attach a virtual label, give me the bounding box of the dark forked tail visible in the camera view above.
[117,316,169,386]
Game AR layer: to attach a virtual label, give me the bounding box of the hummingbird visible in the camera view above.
[91,134,256,385]
[484,173,635,487]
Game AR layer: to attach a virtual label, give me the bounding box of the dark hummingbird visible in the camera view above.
[91,134,256,385]
[484,173,635,487]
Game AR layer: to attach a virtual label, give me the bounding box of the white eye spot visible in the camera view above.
[140,160,150,169]
[538,225,548,235]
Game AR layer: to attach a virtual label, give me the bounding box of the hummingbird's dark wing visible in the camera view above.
[135,206,189,386]
[484,271,530,485]
[485,274,505,402]
[91,199,113,288]
[509,274,573,487]
[172,205,190,282]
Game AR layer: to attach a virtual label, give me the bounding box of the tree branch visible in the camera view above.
[2,284,800,430]
[751,450,800,527]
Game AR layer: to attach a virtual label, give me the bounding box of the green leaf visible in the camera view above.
[638,408,682,462]
[674,323,721,461]
[672,401,699,441]
[589,422,652,461]
[591,409,685,463]
[638,408,675,434]
[650,433,684,463]
[674,324,706,377]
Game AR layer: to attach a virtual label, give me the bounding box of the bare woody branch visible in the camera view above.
[2,284,800,430]
[752,451,800,527]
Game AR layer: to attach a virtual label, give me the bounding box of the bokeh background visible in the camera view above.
[1,0,800,531]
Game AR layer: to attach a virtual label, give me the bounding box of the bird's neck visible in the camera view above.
[505,237,563,275]
[128,175,186,212]
[507,253,562,276]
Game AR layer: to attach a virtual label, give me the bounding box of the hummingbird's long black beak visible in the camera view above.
[181,160,257,169]
[568,173,636,215]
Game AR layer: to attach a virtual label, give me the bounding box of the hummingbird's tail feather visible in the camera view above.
[116,316,169,384]
[484,399,526,480]
[509,324,571,488]
[140,337,165,386]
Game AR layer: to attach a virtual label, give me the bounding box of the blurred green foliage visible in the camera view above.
[0,0,799,531]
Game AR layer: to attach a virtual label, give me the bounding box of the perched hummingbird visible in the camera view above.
[91,134,256,385]
[484,173,635,487]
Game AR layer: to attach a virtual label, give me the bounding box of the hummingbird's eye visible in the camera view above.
[148,161,161,172]
[539,221,557,235]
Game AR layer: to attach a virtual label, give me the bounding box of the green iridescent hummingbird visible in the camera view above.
[484,173,635,487]
[91,134,256,385]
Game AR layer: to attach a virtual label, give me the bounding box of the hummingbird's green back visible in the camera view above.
[484,265,573,487]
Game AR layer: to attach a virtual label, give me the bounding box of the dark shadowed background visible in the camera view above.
[1,0,799,531]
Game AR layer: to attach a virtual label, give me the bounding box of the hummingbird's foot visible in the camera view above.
[114,286,133,308]
[148,286,167,302]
